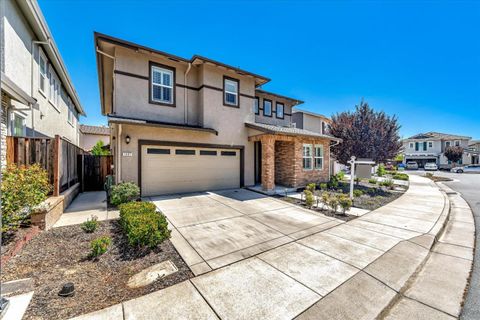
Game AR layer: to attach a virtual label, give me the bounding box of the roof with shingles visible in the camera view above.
[79,124,110,135]
[407,132,471,140]
[245,122,341,141]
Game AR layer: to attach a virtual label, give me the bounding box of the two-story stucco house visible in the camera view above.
[94,33,340,196]
[402,132,472,169]
[468,140,480,165]
[0,0,85,165]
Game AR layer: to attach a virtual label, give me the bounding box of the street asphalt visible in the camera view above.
[409,170,480,320]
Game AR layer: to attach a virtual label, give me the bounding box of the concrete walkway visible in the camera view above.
[53,191,118,227]
[71,175,473,319]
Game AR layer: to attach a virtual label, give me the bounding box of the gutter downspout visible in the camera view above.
[184,63,191,124]
[30,39,50,137]
[117,124,122,183]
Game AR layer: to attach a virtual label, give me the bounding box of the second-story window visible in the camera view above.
[224,77,239,107]
[151,64,174,105]
[254,97,259,114]
[39,50,47,94]
[276,102,284,119]
[263,99,272,116]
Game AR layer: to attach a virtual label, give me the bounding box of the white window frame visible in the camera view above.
[11,113,26,137]
[303,144,313,170]
[48,67,60,111]
[38,49,47,96]
[67,97,74,126]
[151,65,174,104]
[314,144,324,170]
[224,78,238,106]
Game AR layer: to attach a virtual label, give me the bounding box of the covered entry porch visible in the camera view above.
[246,122,340,194]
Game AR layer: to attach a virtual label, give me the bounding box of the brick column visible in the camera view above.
[261,135,275,192]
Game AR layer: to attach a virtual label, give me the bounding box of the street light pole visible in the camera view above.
[349,156,356,199]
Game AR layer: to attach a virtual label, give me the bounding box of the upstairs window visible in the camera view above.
[428,141,433,148]
[254,97,259,114]
[409,142,414,149]
[303,144,313,170]
[454,140,460,147]
[48,68,60,109]
[276,102,284,119]
[150,64,174,105]
[39,50,47,94]
[263,99,272,116]
[67,98,74,125]
[224,77,239,107]
[314,145,324,169]
[445,141,451,148]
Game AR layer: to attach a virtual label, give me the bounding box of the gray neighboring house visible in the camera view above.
[402,132,472,169]
[292,108,331,135]
[1,0,85,166]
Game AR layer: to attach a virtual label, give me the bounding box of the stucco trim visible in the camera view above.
[138,140,245,195]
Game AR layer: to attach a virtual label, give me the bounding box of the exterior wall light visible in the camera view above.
[125,135,131,144]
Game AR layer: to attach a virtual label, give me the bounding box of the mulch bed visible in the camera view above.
[1,220,193,320]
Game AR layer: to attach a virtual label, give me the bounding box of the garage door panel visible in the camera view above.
[142,145,240,196]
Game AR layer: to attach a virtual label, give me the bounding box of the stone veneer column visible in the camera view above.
[261,135,275,192]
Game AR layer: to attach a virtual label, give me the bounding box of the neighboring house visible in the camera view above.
[402,132,472,169]
[468,140,480,164]
[79,124,110,152]
[94,32,340,196]
[292,108,331,135]
[0,0,85,166]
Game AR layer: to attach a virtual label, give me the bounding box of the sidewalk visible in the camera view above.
[71,175,473,319]
[53,191,118,227]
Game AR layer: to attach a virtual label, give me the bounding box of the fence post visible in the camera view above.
[53,135,60,196]
[6,136,14,165]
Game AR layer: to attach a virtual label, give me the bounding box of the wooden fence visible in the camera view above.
[6,135,85,196]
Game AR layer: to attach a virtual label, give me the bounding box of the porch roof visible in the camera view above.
[245,122,341,141]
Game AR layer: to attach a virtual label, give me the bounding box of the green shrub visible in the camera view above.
[377,164,386,177]
[367,188,377,196]
[328,195,339,213]
[392,173,409,181]
[321,192,330,210]
[110,182,140,206]
[306,183,316,193]
[119,202,170,248]
[338,195,353,215]
[320,183,328,190]
[81,216,98,233]
[328,175,339,189]
[304,190,314,208]
[1,164,51,232]
[355,177,361,185]
[336,171,345,181]
[90,236,111,258]
[368,178,378,184]
[381,179,394,189]
[353,189,364,197]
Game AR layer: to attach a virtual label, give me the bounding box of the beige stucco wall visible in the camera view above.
[1,0,80,144]
[302,113,323,133]
[80,133,110,152]
[114,124,259,187]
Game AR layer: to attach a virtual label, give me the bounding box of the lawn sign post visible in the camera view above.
[349,156,356,199]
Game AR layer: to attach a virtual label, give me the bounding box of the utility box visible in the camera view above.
[355,159,376,179]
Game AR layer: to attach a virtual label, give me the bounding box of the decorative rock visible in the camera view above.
[127,260,178,288]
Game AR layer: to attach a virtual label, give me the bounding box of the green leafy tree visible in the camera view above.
[91,140,110,156]
[444,146,463,167]
[330,100,402,165]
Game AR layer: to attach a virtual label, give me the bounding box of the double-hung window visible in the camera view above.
[39,50,47,94]
[276,102,284,119]
[67,98,74,125]
[314,145,324,169]
[48,68,59,109]
[254,97,259,114]
[151,64,174,105]
[428,141,433,148]
[263,99,272,116]
[224,77,239,107]
[303,144,313,170]
[13,114,25,137]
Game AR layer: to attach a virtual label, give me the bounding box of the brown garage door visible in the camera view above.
[141,145,240,196]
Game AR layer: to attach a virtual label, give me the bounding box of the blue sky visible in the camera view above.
[39,0,480,139]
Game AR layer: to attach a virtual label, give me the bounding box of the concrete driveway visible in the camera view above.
[149,189,343,274]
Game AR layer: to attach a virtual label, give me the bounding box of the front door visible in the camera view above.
[254,141,262,184]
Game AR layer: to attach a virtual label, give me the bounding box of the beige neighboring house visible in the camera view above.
[292,108,332,135]
[468,140,480,164]
[0,0,85,166]
[401,132,472,169]
[94,32,341,196]
[79,124,110,152]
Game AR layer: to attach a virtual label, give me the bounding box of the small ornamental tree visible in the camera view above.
[330,100,402,165]
[91,140,110,156]
[444,146,463,167]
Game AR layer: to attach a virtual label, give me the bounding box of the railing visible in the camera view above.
[6,135,85,196]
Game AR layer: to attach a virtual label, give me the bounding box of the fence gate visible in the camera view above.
[81,155,113,191]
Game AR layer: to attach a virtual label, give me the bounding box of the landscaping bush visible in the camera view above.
[319,183,328,190]
[1,164,51,232]
[336,171,345,181]
[110,182,140,206]
[355,177,361,185]
[328,195,339,214]
[381,179,394,189]
[304,190,314,208]
[81,216,98,233]
[377,164,386,177]
[368,178,378,185]
[338,195,353,215]
[306,183,316,193]
[328,175,339,189]
[321,192,330,210]
[392,173,409,181]
[353,189,364,197]
[90,236,111,258]
[119,202,170,248]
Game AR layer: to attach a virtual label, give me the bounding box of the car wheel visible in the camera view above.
[458,170,463,173]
